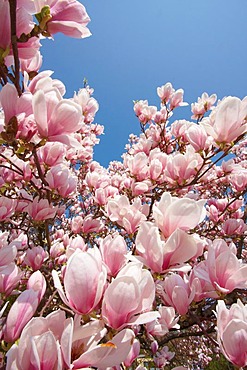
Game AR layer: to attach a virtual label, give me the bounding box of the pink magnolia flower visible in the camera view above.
[0,263,22,296]
[201,96,247,144]
[0,242,17,267]
[170,88,188,110]
[0,1,38,65]
[146,305,180,337]
[6,310,70,370]
[106,195,148,234]
[102,261,159,330]
[123,338,140,367]
[135,222,198,273]
[53,247,107,314]
[34,0,91,39]
[99,234,127,277]
[26,70,66,96]
[7,311,135,370]
[20,51,43,74]
[46,164,78,197]
[164,147,203,185]
[4,271,46,343]
[0,197,17,221]
[37,142,65,166]
[153,192,206,238]
[73,88,99,124]
[191,92,217,120]
[24,197,58,221]
[157,82,174,104]
[71,215,103,234]
[32,89,83,147]
[153,346,175,368]
[0,83,33,125]
[24,246,49,271]
[157,273,195,315]
[216,299,247,368]
[186,123,210,152]
[193,239,247,295]
[73,327,135,369]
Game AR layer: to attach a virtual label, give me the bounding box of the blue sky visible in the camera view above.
[41,0,247,167]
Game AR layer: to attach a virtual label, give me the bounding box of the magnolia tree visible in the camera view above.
[0,1,246,369]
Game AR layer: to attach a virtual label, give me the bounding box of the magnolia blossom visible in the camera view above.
[99,234,127,277]
[4,271,46,343]
[34,0,91,38]
[24,197,58,221]
[102,262,159,329]
[191,92,217,120]
[157,273,195,315]
[53,247,107,314]
[153,192,206,238]
[146,306,180,337]
[216,299,247,368]
[106,195,148,234]
[32,89,83,147]
[135,222,199,273]
[201,96,247,144]
[193,239,247,295]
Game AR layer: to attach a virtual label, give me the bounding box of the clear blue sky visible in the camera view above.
[41,0,247,167]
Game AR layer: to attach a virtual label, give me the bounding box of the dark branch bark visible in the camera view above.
[8,0,22,96]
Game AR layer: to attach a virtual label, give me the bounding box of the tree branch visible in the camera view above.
[8,0,22,96]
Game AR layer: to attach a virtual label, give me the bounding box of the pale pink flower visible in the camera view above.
[25,197,58,221]
[53,247,107,314]
[94,185,119,205]
[65,235,86,259]
[27,70,66,96]
[46,164,78,197]
[106,195,148,234]
[135,222,198,273]
[0,242,17,267]
[229,170,247,192]
[20,51,43,74]
[146,305,180,337]
[4,272,46,342]
[170,89,188,110]
[73,328,135,369]
[157,83,174,104]
[123,338,140,367]
[222,218,247,236]
[24,246,49,271]
[158,273,195,315]
[32,89,82,147]
[153,192,206,238]
[102,262,159,330]
[164,147,203,185]
[0,197,17,221]
[124,152,149,181]
[37,142,65,166]
[186,123,210,151]
[216,299,247,368]
[6,310,70,370]
[191,92,217,120]
[153,346,175,367]
[73,88,99,124]
[201,96,247,144]
[99,234,127,277]
[34,0,91,39]
[0,263,22,296]
[0,1,37,65]
[193,239,247,295]
[0,83,32,124]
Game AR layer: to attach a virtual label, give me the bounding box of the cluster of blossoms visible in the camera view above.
[0,1,247,369]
